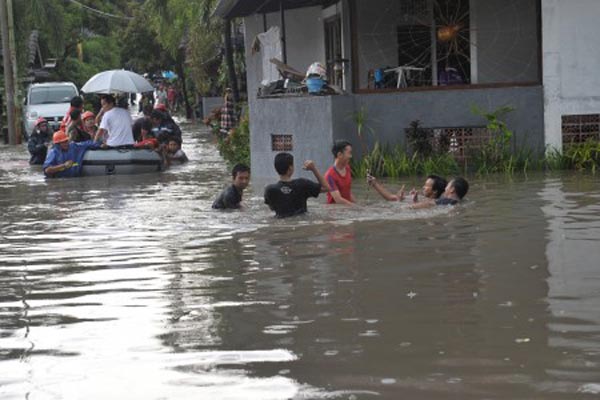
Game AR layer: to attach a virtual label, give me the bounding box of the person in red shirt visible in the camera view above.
[167,86,177,113]
[60,96,84,131]
[324,140,355,205]
[134,119,159,150]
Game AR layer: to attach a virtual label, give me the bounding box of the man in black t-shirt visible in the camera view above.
[212,164,250,209]
[264,153,329,218]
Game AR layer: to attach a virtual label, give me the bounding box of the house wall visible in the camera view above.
[471,0,539,84]
[244,7,329,179]
[333,86,545,157]
[246,85,544,178]
[542,0,600,150]
[249,96,335,182]
[243,7,326,103]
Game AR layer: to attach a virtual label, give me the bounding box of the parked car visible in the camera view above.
[23,82,79,136]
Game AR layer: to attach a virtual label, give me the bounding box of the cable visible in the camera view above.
[66,0,133,21]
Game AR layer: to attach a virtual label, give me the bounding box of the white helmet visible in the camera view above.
[306,62,327,79]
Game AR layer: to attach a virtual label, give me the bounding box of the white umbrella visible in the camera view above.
[81,69,154,94]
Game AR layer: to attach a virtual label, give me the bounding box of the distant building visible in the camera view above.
[215,0,600,178]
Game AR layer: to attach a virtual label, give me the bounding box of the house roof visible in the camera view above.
[213,0,333,19]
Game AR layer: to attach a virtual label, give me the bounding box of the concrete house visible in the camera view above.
[214,0,600,178]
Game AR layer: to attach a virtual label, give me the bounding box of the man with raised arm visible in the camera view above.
[264,153,329,218]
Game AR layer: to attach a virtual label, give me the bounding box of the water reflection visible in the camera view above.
[541,177,600,394]
[1,123,600,399]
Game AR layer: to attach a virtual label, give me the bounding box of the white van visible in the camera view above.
[23,82,79,135]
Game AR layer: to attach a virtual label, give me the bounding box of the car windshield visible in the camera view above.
[29,87,77,105]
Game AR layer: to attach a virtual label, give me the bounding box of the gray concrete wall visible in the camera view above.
[247,85,544,178]
[334,86,545,156]
[201,97,223,119]
[249,96,335,180]
[542,0,600,150]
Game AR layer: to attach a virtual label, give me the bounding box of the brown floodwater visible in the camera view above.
[1,122,600,399]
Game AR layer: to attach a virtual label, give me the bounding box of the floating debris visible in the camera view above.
[515,338,531,344]
[407,291,417,299]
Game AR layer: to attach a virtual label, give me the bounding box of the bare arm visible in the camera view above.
[330,190,355,205]
[44,160,73,176]
[303,160,328,192]
[409,199,436,209]
[367,175,401,201]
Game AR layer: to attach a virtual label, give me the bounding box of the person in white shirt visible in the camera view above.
[97,95,135,147]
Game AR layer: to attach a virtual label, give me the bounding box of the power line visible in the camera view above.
[66,0,133,21]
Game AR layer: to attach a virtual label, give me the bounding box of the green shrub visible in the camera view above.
[352,142,460,178]
[215,111,250,167]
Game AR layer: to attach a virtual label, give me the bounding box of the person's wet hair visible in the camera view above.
[274,152,294,175]
[168,137,182,146]
[331,140,352,158]
[69,108,82,121]
[232,164,250,179]
[70,96,83,108]
[427,174,448,199]
[150,110,165,121]
[451,177,469,199]
[141,118,153,132]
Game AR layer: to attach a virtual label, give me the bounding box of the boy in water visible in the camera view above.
[324,140,355,205]
[367,174,447,203]
[264,153,329,218]
[411,177,469,208]
[212,164,251,210]
[165,138,188,164]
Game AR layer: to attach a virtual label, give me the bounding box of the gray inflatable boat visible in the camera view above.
[81,148,162,176]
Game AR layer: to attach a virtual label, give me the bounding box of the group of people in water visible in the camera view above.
[28,94,188,178]
[213,140,469,218]
[29,94,469,213]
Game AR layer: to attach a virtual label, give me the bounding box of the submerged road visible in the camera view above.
[1,120,600,399]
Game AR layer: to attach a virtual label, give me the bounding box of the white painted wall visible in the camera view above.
[470,0,539,84]
[542,0,600,150]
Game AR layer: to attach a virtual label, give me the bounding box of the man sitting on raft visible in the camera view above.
[96,94,135,147]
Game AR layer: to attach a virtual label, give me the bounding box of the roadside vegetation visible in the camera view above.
[351,106,600,178]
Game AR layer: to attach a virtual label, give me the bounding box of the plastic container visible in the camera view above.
[306,77,324,94]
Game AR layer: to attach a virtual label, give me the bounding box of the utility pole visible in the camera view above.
[6,0,20,144]
[0,0,17,145]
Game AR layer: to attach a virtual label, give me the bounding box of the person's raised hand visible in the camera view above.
[303,160,316,171]
[410,188,419,203]
[397,185,406,201]
[366,173,376,186]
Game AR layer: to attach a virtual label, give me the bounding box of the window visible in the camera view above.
[353,0,540,91]
[29,87,77,105]
[271,134,293,151]
[562,114,600,145]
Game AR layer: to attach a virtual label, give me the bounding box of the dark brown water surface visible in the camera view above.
[1,122,600,399]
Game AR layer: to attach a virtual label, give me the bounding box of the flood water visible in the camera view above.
[1,121,600,399]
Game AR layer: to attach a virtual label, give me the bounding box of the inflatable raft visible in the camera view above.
[81,148,162,176]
